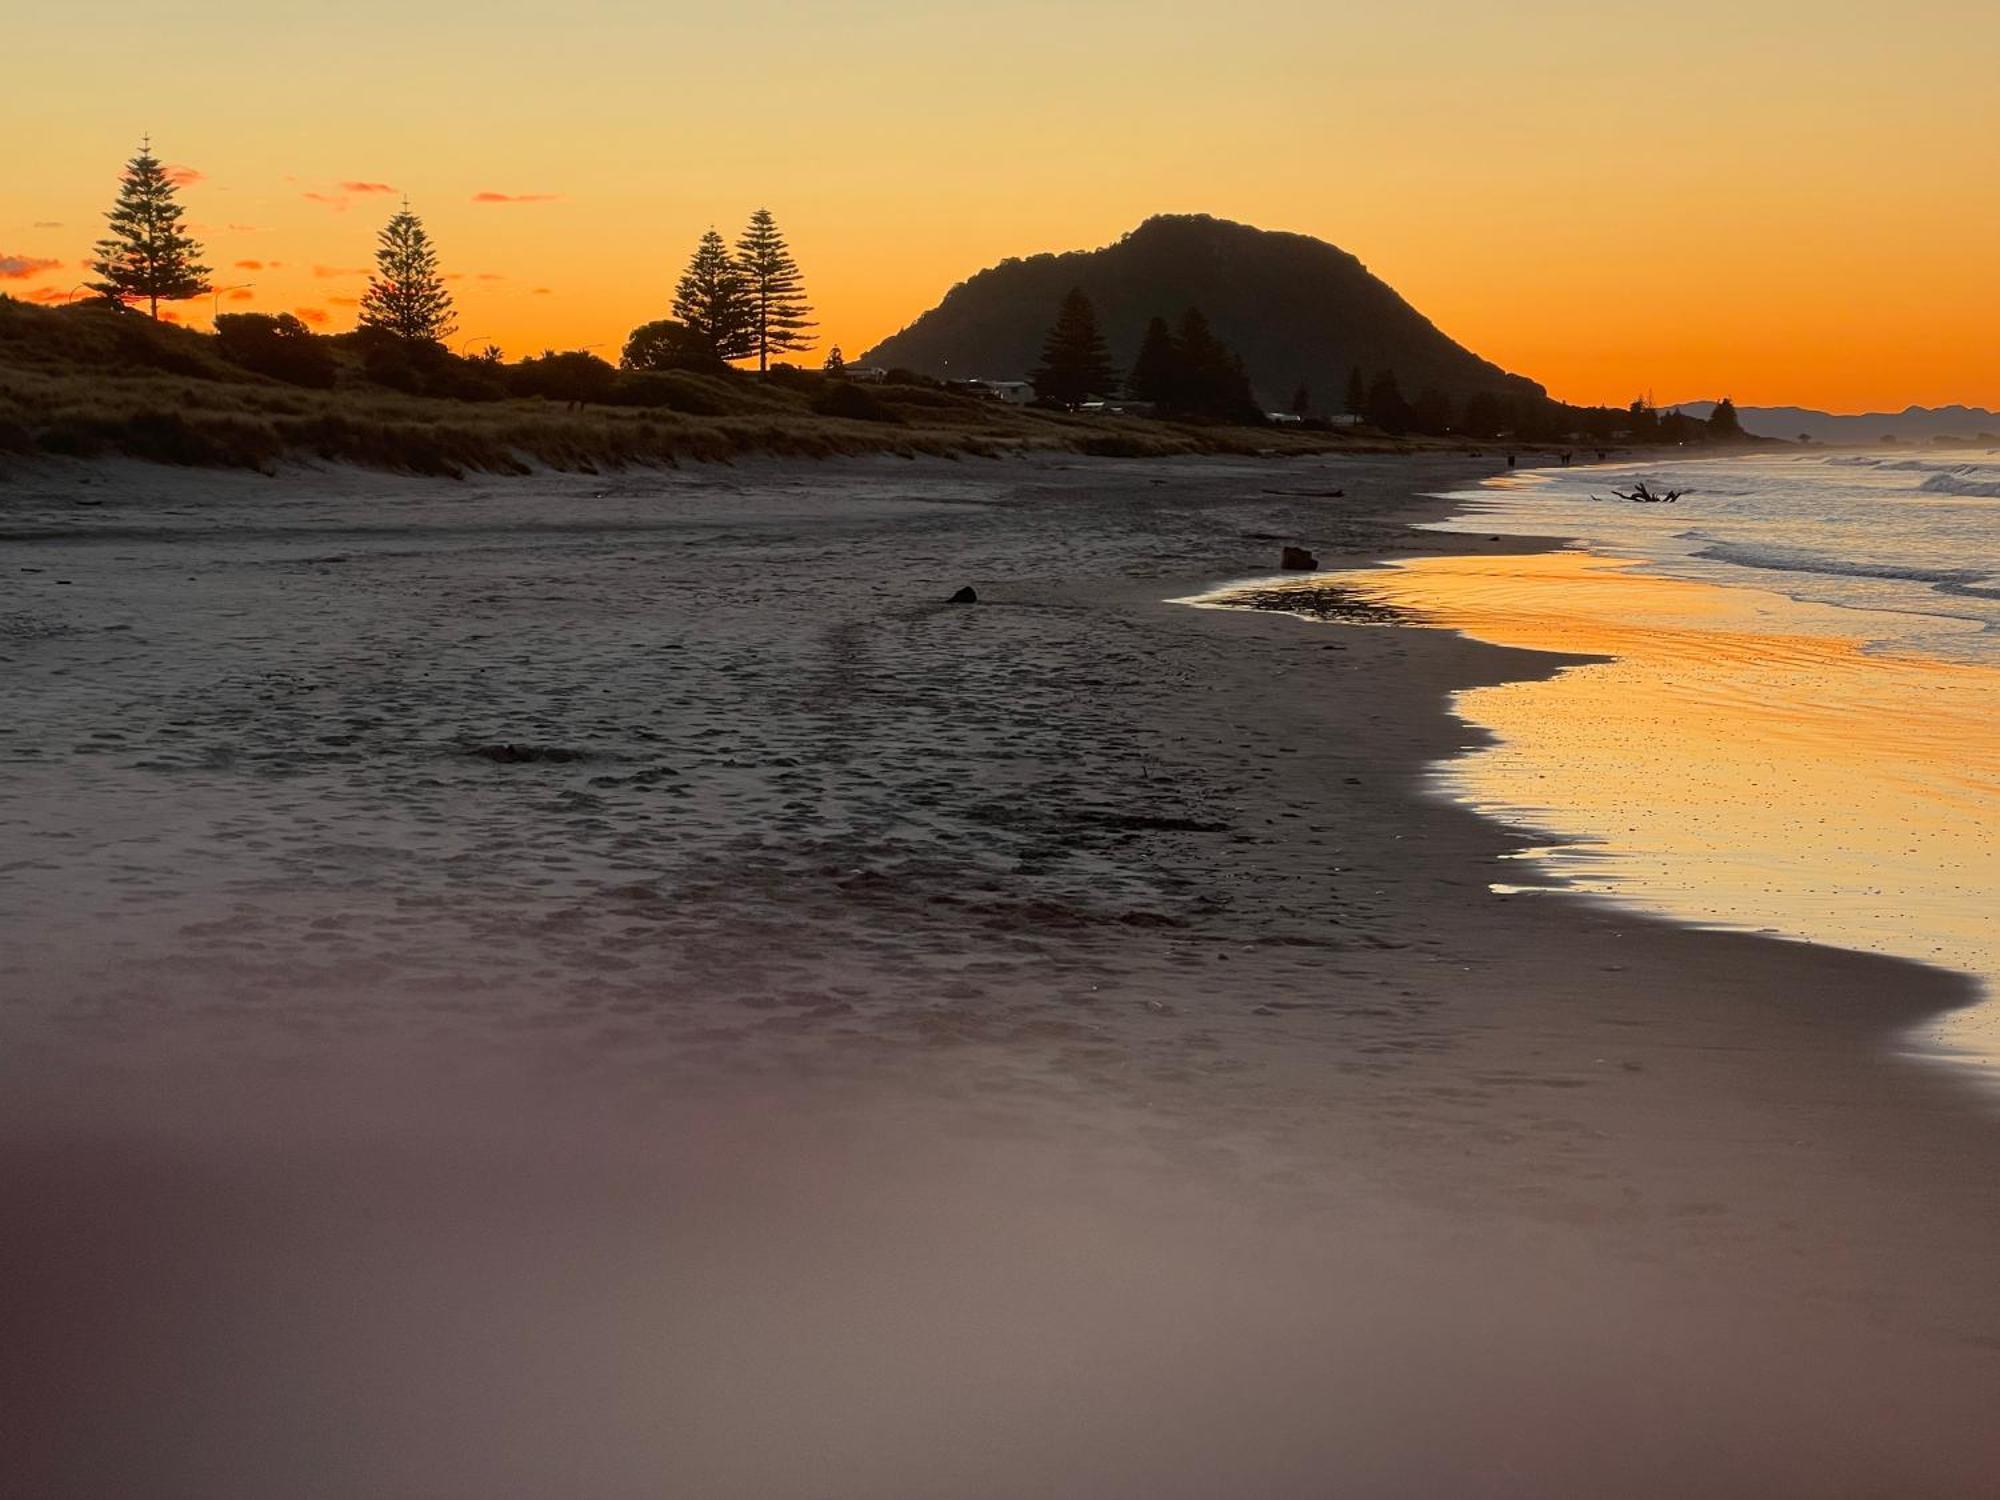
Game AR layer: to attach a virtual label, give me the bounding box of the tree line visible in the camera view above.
[81,139,815,374]
[1031,288,1259,421]
[1028,285,1745,443]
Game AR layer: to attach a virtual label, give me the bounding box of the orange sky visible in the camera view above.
[5,0,1996,411]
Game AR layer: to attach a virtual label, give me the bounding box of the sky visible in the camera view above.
[4,0,1996,412]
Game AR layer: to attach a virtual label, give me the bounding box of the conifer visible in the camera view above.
[358,205,457,343]
[734,209,816,373]
[88,139,211,318]
[674,229,755,364]
[1031,288,1116,406]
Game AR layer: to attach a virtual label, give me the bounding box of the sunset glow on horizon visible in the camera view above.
[6,0,1995,412]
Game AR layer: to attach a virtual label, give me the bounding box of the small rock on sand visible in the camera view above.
[1280,547,1318,571]
[949,586,978,604]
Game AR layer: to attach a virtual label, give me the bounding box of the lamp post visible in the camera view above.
[458,334,495,358]
[211,284,253,324]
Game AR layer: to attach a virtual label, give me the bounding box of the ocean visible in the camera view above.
[1344,450,2000,1070]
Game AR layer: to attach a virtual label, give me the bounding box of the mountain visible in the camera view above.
[1672,401,2000,446]
[862,215,1544,409]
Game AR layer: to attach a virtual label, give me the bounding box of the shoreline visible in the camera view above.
[4,449,1998,1494]
[1352,457,1999,1080]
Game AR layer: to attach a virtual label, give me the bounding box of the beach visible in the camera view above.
[4,451,1998,1497]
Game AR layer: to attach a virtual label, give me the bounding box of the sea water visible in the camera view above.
[1351,451,2000,1069]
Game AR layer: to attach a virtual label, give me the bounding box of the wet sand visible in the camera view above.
[2,452,1997,1497]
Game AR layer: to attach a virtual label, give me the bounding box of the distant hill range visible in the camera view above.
[1673,401,2000,446]
[861,214,1543,409]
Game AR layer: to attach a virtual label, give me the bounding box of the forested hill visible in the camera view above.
[862,214,1545,407]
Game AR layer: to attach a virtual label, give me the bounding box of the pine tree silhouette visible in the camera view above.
[674,229,755,364]
[1031,288,1116,406]
[735,209,816,374]
[358,204,457,343]
[89,138,211,318]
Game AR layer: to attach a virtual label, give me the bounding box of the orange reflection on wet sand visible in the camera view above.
[1324,551,2000,1060]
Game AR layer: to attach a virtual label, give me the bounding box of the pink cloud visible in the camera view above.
[164,164,204,187]
[302,192,349,211]
[312,264,368,279]
[475,272,505,281]
[340,180,396,194]
[234,258,265,270]
[292,307,329,326]
[531,286,552,295]
[226,288,255,302]
[471,191,561,204]
[26,286,72,304]
[327,295,361,307]
[0,254,60,280]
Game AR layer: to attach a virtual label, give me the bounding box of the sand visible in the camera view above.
[2,450,1996,1497]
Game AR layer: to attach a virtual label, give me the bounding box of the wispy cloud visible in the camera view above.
[302,192,349,211]
[225,287,255,302]
[339,180,397,195]
[291,307,329,326]
[164,164,204,187]
[0,254,61,280]
[312,264,368,279]
[32,220,63,230]
[327,295,361,307]
[26,286,72,304]
[226,222,263,233]
[476,272,506,281]
[531,286,553,295]
[233,258,266,271]
[472,191,561,205]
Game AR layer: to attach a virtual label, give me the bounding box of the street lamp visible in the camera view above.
[211,283,253,323]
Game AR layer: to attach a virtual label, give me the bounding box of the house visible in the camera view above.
[964,379,1036,405]
[845,365,888,384]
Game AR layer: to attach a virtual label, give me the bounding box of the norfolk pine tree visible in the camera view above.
[735,209,816,373]
[1031,288,1117,406]
[674,229,756,365]
[88,139,211,318]
[358,205,457,343]
[1126,316,1178,404]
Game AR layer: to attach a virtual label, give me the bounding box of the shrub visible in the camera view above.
[620,319,724,374]
[214,313,338,389]
[608,371,731,415]
[509,349,619,404]
[811,382,901,424]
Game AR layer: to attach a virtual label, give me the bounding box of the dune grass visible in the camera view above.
[0,297,1386,477]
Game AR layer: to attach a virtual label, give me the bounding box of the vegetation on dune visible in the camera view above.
[0,297,1375,475]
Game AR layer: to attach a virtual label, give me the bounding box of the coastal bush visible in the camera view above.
[609,371,733,415]
[508,350,619,404]
[811,382,901,423]
[214,313,338,389]
[620,319,724,374]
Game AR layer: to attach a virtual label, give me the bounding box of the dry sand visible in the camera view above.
[2,451,1996,1497]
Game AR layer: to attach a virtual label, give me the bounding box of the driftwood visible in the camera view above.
[1592,482,1684,504]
